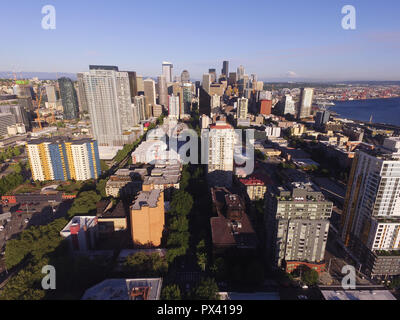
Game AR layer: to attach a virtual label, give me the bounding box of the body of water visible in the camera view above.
[330,97,400,126]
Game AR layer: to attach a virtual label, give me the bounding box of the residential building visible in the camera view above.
[60,216,99,251]
[26,138,101,181]
[341,137,400,277]
[237,97,248,120]
[202,74,211,94]
[130,189,165,247]
[266,182,333,273]
[298,88,314,119]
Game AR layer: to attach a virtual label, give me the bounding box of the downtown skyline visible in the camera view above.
[0,0,399,81]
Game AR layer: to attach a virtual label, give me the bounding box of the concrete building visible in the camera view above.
[130,189,165,247]
[237,97,248,120]
[0,113,16,136]
[266,182,333,273]
[238,174,269,201]
[168,94,180,119]
[26,138,101,181]
[181,70,190,83]
[202,74,211,94]
[80,65,136,147]
[157,75,168,107]
[206,121,235,187]
[144,78,156,108]
[341,137,400,278]
[60,216,99,251]
[265,125,282,138]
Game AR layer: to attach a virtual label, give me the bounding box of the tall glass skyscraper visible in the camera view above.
[58,77,79,120]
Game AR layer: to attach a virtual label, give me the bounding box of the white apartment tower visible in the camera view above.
[237,97,248,119]
[162,62,173,83]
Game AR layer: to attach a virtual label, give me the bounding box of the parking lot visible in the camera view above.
[0,200,72,257]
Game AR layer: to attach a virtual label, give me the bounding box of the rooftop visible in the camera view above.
[131,189,162,210]
[321,290,396,301]
[81,278,162,300]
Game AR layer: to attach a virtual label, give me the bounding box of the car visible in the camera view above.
[24,219,29,224]
[16,210,23,213]
[0,226,4,231]
[302,285,309,289]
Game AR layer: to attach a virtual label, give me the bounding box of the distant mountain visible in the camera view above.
[0,71,77,80]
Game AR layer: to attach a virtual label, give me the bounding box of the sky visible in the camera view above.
[1,0,400,81]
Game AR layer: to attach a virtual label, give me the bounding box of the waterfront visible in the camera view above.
[330,98,400,126]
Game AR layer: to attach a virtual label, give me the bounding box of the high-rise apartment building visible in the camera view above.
[298,88,314,119]
[228,72,237,86]
[209,69,217,83]
[27,138,101,181]
[130,189,165,247]
[126,71,138,102]
[206,121,235,187]
[341,138,400,277]
[181,83,193,116]
[237,97,248,119]
[162,61,173,83]
[80,66,136,147]
[58,77,79,120]
[266,182,333,273]
[259,100,272,115]
[282,94,296,116]
[134,95,148,121]
[76,73,89,112]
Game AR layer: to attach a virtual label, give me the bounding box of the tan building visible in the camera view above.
[130,189,165,247]
[239,175,270,201]
[97,201,128,234]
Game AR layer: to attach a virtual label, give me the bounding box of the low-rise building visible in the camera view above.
[60,216,99,251]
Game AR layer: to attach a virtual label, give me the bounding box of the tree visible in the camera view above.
[170,190,193,217]
[196,240,207,272]
[123,252,168,277]
[301,267,319,286]
[193,278,219,300]
[161,284,181,300]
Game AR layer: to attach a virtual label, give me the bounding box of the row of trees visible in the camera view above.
[0,146,22,163]
[0,171,25,196]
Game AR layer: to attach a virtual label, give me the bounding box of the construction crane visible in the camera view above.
[35,86,45,130]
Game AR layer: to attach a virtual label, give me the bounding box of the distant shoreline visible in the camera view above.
[332,96,400,103]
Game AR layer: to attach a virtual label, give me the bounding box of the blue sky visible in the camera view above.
[1,0,400,81]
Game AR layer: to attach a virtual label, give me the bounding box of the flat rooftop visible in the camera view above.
[321,290,396,301]
[81,278,162,300]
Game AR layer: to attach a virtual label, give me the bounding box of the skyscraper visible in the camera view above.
[202,74,211,94]
[298,88,314,119]
[206,121,235,187]
[168,94,180,119]
[27,138,101,181]
[45,85,57,103]
[144,78,156,108]
[282,94,296,116]
[181,70,190,83]
[134,95,147,121]
[228,72,237,86]
[162,61,173,83]
[237,65,245,80]
[81,66,135,147]
[76,73,89,112]
[157,75,168,107]
[222,61,229,76]
[208,69,217,83]
[58,77,79,120]
[181,83,193,116]
[315,110,330,128]
[341,138,400,277]
[237,97,248,119]
[126,71,138,102]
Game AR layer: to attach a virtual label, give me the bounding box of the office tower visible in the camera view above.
[134,95,147,121]
[136,75,144,93]
[282,94,296,115]
[58,77,79,120]
[237,97,248,119]
[259,100,272,115]
[202,74,211,94]
[222,61,229,76]
[198,86,211,116]
[26,138,101,181]
[207,121,235,187]
[0,105,29,128]
[237,65,245,80]
[200,114,211,129]
[258,90,272,101]
[250,74,257,83]
[45,85,57,103]
[144,78,156,108]
[256,81,264,91]
[16,83,34,99]
[130,189,165,247]
[76,73,89,113]
[181,70,190,83]
[132,103,140,126]
[298,88,314,119]
[152,105,163,118]
[126,71,138,102]
[157,75,168,107]
[0,113,16,136]
[341,138,400,277]
[315,110,330,128]
[209,69,217,83]
[266,183,333,273]
[228,72,237,86]
[162,61,173,83]
[80,66,135,147]
[181,83,193,116]
[168,94,180,119]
